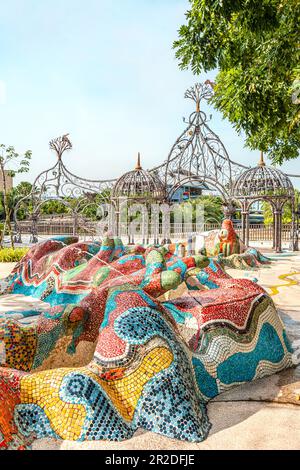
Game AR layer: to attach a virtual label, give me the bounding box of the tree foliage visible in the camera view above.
[262,189,300,224]
[174,0,300,164]
[176,195,225,224]
[0,182,33,221]
[0,145,32,247]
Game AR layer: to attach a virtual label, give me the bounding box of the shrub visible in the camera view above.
[0,247,29,262]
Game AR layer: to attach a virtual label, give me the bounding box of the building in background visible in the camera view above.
[169,181,211,202]
[0,171,13,192]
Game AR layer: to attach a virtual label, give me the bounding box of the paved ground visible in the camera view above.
[1,252,300,450]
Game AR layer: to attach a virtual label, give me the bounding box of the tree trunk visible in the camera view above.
[0,165,14,249]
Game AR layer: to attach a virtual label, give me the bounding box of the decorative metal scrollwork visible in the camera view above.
[14,135,115,242]
[15,82,298,244]
[150,82,248,203]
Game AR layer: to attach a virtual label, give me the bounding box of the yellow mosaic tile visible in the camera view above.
[19,346,173,440]
[99,347,173,420]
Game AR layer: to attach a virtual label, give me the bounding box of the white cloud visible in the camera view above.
[0,81,6,104]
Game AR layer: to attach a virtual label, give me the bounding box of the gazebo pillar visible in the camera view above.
[151,203,160,244]
[116,210,120,237]
[278,210,282,252]
[274,211,278,252]
[274,210,282,253]
[142,205,149,245]
[245,212,250,247]
[241,209,248,245]
[291,199,298,252]
[272,216,276,249]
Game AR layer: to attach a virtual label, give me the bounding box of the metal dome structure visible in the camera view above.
[12,83,300,248]
[111,153,165,202]
[111,154,165,244]
[150,82,248,210]
[14,134,114,243]
[233,152,295,252]
[233,152,294,199]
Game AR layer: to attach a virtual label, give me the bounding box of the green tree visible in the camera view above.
[174,0,300,164]
[40,199,70,216]
[0,182,33,223]
[15,181,32,198]
[193,194,224,224]
[0,146,32,248]
[12,181,33,221]
[262,189,300,224]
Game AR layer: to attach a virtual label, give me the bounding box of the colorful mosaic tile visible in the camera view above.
[0,234,293,449]
[203,219,271,269]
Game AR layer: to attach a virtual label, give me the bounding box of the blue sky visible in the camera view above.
[0,0,299,187]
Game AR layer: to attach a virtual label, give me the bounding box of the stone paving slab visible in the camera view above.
[32,402,300,450]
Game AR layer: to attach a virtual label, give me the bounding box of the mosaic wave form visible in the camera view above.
[0,236,293,449]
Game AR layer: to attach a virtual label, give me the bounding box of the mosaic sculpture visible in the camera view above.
[220,247,271,270]
[0,236,293,449]
[203,219,271,269]
[204,219,244,257]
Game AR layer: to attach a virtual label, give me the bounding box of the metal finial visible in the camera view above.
[184,82,214,112]
[135,152,142,170]
[258,151,265,167]
[49,134,72,160]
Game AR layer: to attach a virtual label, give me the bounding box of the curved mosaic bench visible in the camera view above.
[0,236,293,449]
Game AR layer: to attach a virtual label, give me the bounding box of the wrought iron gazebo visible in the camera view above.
[111,153,165,202]
[111,153,165,243]
[12,82,300,248]
[233,152,295,252]
[150,81,248,215]
[14,135,114,242]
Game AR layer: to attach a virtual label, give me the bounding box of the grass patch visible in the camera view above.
[0,247,29,262]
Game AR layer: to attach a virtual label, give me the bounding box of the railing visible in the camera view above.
[14,220,99,237]
[14,220,298,243]
[235,224,295,242]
